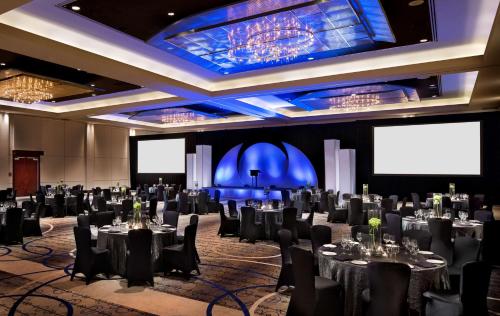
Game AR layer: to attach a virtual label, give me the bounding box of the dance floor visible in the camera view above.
[0,206,499,315]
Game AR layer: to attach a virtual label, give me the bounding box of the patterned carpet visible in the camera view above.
[1,206,499,316]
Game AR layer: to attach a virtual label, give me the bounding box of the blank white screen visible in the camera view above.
[137,139,185,173]
[374,122,481,175]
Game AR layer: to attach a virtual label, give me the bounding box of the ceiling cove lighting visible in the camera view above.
[149,0,395,74]
[71,5,80,11]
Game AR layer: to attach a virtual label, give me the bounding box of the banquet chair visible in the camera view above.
[126,229,153,287]
[177,192,190,214]
[448,236,480,291]
[21,195,36,217]
[148,198,158,220]
[276,229,294,291]
[208,189,221,209]
[6,188,16,201]
[401,197,408,208]
[362,262,411,316]
[75,192,84,215]
[281,189,291,207]
[474,210,493,222]
[218,205,239,237]
[468,197,482,219]
[348,198,364,226]
[286,246,344,316]
[297,208,314,239]
[442,196,453,209]
[411,193,426,210]
[424,261,491,316]
[319,192,329,213]
[428,218,454,265]
[388,195,398,210]
[95,211,115,228]
[327,195,347,223]
[0,190,7,203]
[96,196,108,212]
[473,194,486,209]
[23,203,43,237]
[402,229,432,251]
[164,200,178,212]
[121,199,133,222]
[399,206,415,218]
[53,193,66,218]
[176,215,201,263]
[163,222,200,278]
[282,207,299,243]
[239,207,263,243]
[77,214,90,228]
[385,213,402,244]
[381,198,395,222]
[478,220,500,265]
[163,210,179,229]
[197,191,209,214]
[342,193,352,202]
[310,225,331,274]
[102,189,112,201]
[157,185,165,201]
[227,200,238,218]
[1,208,23,245]
[71,226,110,285]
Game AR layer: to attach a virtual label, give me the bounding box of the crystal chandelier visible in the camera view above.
[328,93,382,112]
[161,111,204,124]
[228,15,314,63]
[0,75,54,104]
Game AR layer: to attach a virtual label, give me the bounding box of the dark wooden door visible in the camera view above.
[13,157,39,196]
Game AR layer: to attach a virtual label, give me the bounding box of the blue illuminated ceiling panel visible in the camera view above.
[149,0,395,74]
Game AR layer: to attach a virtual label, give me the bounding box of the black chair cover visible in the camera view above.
[348,198,364,226]
[218,205,240,237]
[282,207,298,243]
[428,218,454,265]
[2,208,23,244]
[276,229,294,291]
[126,229,153,287]
[71,226,109,284]
[239,207,263,243]
[227,200,238,218]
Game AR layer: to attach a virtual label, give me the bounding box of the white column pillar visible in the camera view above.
[85,123,95,190]
[0,113,11,188]
[186,153,197,189]
[339,149,356,201]
[195,145,212,188]
[324,139,340,192]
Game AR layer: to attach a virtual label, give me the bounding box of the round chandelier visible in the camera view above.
[328,93,382,112]
[161,111,204,124]
[2,75,54,104]
[228,15,314,64]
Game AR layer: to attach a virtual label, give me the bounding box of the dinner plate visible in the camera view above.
[102,225,111,228]
[323,244,337,248]
[408,264,415,269]
[426,259,445,264]
[351,260,368,265]
[406,216,416,219]
[321,251,337,256]
[418,251,434,255]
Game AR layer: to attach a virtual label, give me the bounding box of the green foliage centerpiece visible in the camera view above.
[133,198,142,228]
[433,193,443,217]
[368,209,383,256]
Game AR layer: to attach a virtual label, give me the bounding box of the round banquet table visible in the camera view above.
[255,208,283,240]
[96,226,176,276]
[0,209,26,225]
[425,198,468,210]
[319,245,449,316]
[344,200,379,211]
[46,195,77,214]
[402,217,483,239]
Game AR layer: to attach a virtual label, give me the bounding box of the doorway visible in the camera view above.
[13,150,43,197]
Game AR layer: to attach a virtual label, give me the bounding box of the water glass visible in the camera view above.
[356,232,363,243]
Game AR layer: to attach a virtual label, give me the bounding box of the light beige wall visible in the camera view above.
[1,113,130,191]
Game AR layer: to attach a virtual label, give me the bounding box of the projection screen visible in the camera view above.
[373,122,481,175]
[137,138,185,173]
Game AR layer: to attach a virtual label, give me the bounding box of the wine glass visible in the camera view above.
[356,232,363,243]
[383,233,390,244]
[402,236,410,251]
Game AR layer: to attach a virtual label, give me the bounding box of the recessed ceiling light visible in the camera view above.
[0,63,5,66]
[51,101,56,103]
[429,84,436,88]
[167,12,175,16]
[223,71,229,75]
[408,0,424,6]
[420,38,428,43]
[432,95,437,98]
[90,83,95,87]
[307,57,314,60]
[76,68,81,71]
[71,5,81,11]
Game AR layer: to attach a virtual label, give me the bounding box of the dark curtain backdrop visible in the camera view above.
[130,111,500,205]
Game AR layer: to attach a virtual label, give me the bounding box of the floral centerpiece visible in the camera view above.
[159,177,163,185]
[368,217,381,244]
[133,199,142,228]
[433,193,443,217]
[449,183,455,196]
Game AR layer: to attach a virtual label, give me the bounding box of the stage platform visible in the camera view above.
[204,186,285,200]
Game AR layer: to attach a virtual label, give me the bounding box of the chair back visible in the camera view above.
[218,206,228,223]
[4,208,23,243]
[97,196,107,212]
[399,206,415,218]
[348,198,364,226]
[381,198,394,213]
[281,189,291,207]
[182,223,198,267]
[277,229,293,265]
[351,225,371,242]
[54,194,66,217]
[388,195,398,209]
[480,221,500,265]
[128,229,152,263]
[428,218,453,264]
[310,225,331,257]
[95,211,114,228]
[163,210,180,228]
[240,207,258,240]
[282,207,298,238]
[461,261,492,316]
[411,193,421,210]
[366,262,411,316]
[177,192,189,213]
[468,197,482,219]
[157,185,165,201]
[474,210,493,222]
[77,215,90,228]
[227,200,238,217]
[213,189,221,203]
[197,191,208,213]
[75,192,84,214]
[287,247,316,316]
[73,226,92,260]
[385,213,402,244]
[473,194,485,208]
[442,196,452,209]
[319,192,329,212]
[148,198,158,220]
[102,189,111,201]
[342,193,352,201]
[121,199,133,222]
[403,229,432,251]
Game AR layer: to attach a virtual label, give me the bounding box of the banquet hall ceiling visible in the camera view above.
[0,0,498,133]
